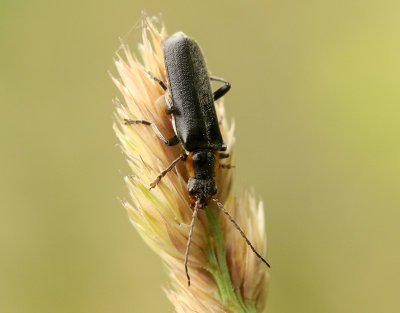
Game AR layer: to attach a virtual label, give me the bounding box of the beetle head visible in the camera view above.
[188,150,217,205]
[188,177,217,205]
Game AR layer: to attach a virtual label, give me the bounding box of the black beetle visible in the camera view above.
[125,32,270,286]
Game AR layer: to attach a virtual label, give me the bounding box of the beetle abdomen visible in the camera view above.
[163,32,224,152]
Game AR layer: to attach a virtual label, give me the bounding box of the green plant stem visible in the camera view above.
[205,204,257,313]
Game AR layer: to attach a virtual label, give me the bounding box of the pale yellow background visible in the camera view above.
[1,1,400,312]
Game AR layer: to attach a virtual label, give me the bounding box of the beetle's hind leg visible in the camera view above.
[146,71,167,91]
[124,119,179,146]
[146,71,175,115]
[149,154,186,190]
[210,76,231,101]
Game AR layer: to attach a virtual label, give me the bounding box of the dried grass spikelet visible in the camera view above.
[112,17,270,313]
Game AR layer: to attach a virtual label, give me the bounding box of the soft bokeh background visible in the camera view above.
[1,0,400,312]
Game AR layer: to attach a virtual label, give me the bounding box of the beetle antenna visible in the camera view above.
[211,198,271,268]
[184,198,200,287]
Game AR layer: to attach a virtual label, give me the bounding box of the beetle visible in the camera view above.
[124,32,270,286]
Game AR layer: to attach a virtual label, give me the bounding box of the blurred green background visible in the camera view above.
[1,0,400,312]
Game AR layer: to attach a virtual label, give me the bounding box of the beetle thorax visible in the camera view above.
[186,150,218,205]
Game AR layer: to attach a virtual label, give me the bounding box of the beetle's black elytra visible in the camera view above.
[125,32,270,286]
[164,33,226,152]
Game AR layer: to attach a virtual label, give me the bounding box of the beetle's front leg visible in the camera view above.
[149,154,187,189]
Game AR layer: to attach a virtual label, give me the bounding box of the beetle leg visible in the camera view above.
[210,76,231,101]
[165,107,174,114]
[146,71,167,91]
[124,119,179,146]
[219,153,230,159]
[123,119,151,126]
[165,96,175,115]
[149,154,186,189]
[145,71,176,114]
[164,135,180,146]
[219,163,235,169]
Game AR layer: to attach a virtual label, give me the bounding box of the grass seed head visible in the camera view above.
[113,16,270,313]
